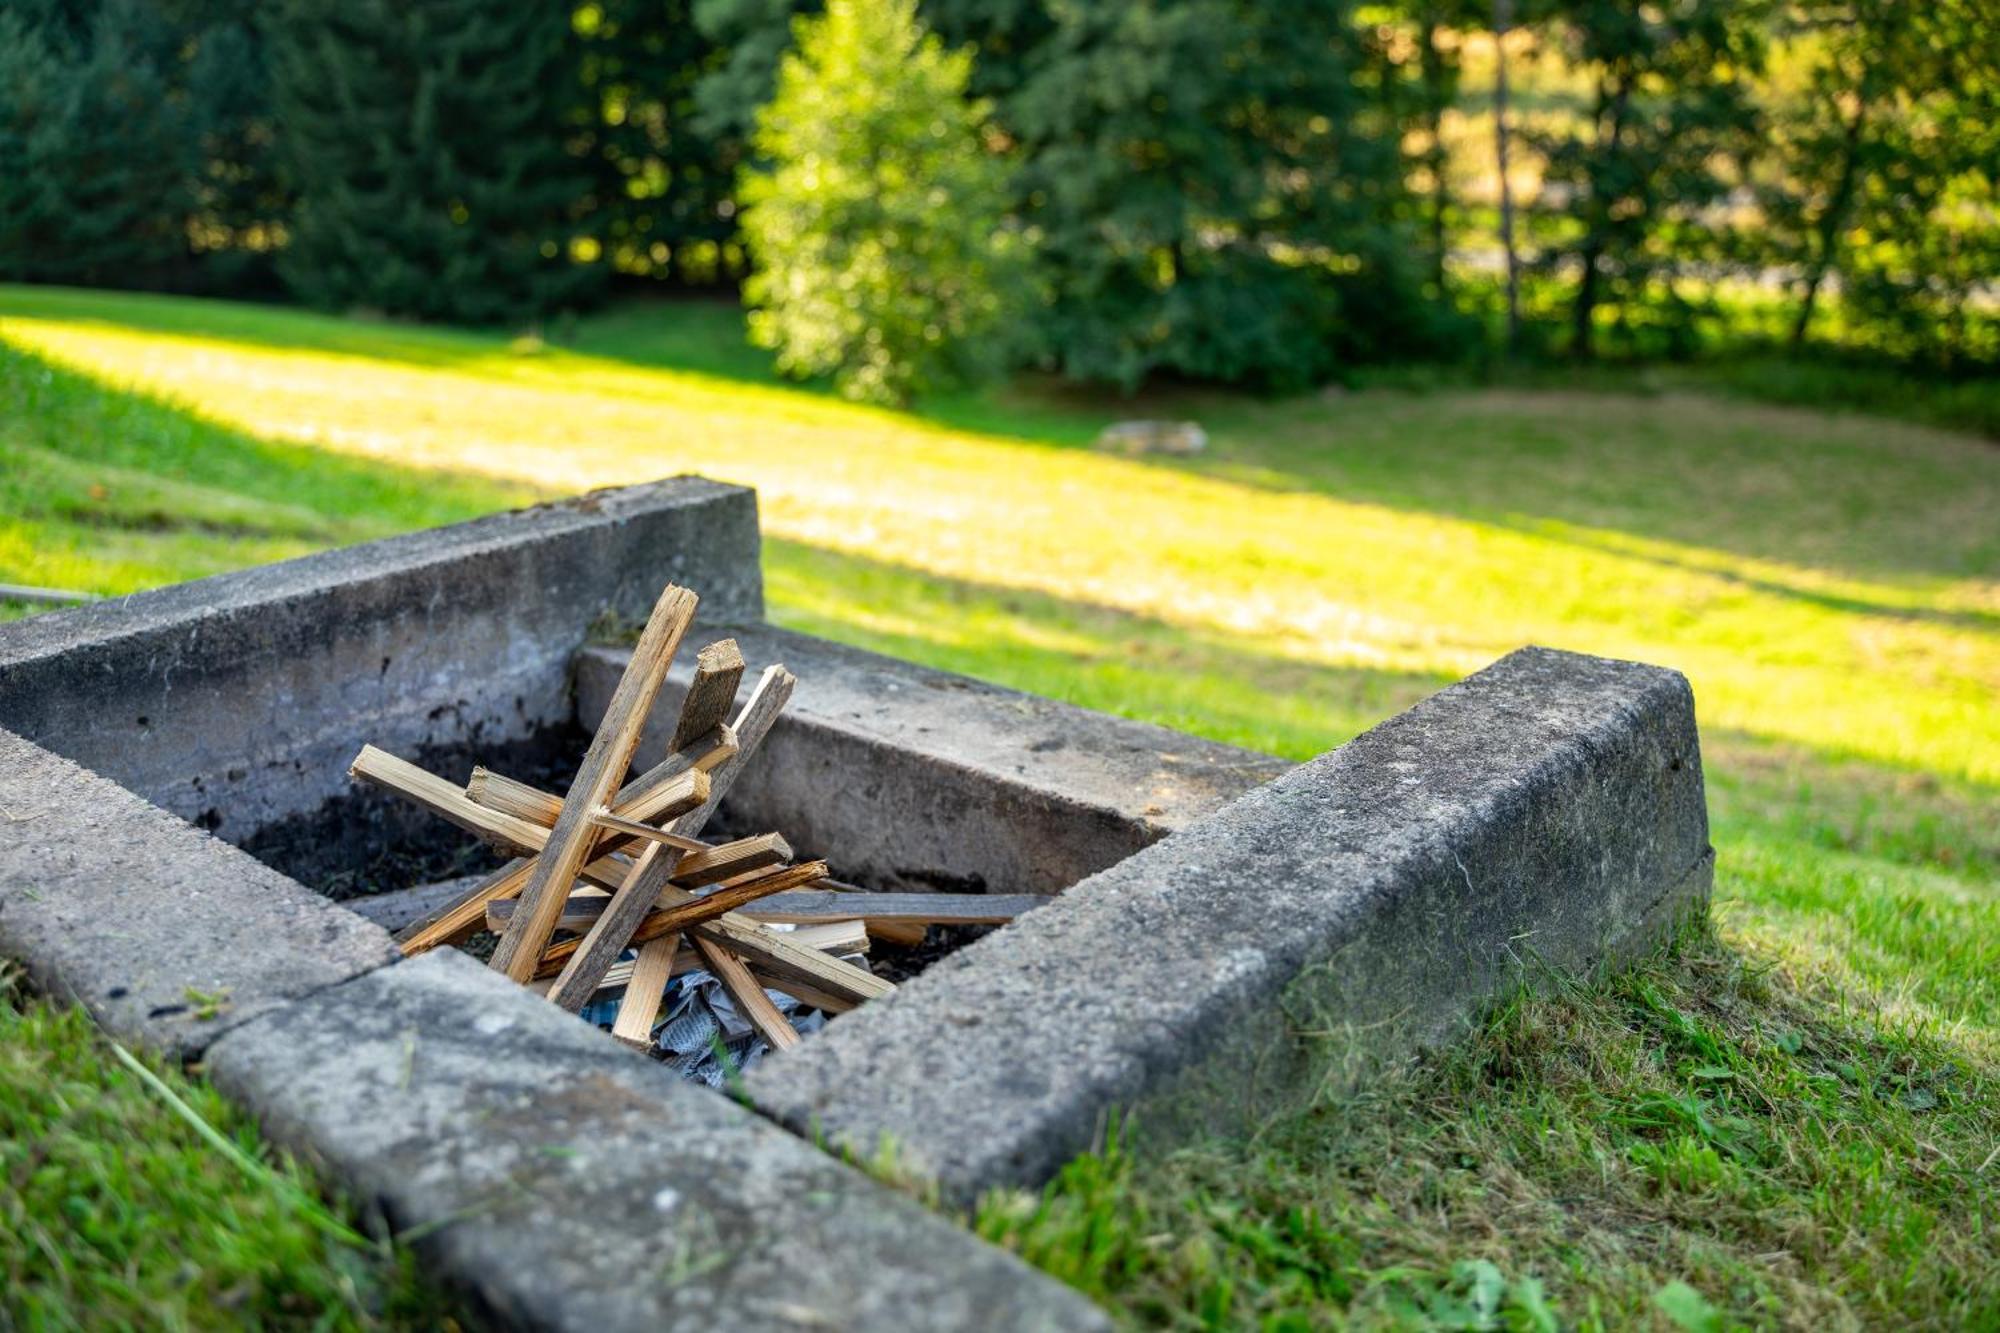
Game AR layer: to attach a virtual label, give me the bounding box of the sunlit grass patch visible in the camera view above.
[1,286,1995,1328]
[976,926,2000,1330]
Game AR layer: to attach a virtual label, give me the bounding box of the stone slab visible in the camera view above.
[204,948,1108,1333]
[0,727,399,1057]
[0,478,762,844]
[576,626,1290,896]
[743,646,1714,1199]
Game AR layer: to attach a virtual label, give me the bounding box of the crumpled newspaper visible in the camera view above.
[580,962,834,1086]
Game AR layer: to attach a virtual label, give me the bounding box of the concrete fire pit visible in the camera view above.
[0,477,1711,1329]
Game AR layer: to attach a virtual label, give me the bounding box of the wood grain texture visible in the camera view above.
[668,663,795,839]
[545,840,686,1011]
[692,935,800,1051]
[610,936,680,1048]
[533,860,831,977]
[489,583,697,982]
[670,638,745,752]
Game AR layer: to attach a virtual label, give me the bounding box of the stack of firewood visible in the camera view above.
[346,582,1046,1055]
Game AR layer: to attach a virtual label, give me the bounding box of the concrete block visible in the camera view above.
[743,647,1713,1199]
[205,949,1108,1333]
[576,625,1289,896]
[0,728,399,1057]
[0,478,762,843]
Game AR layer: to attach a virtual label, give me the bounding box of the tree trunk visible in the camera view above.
[1421,13,1450,292]
[1493,0,1520,350]
[1790,76,1872,351]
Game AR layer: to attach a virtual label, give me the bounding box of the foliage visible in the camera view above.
[265,0,598,325]
[0,0,193,287]
[571,0,743,287]
[0,967,455,1328]
[1525,0,1769,359]
[739,0,1028,404]
[3,287,1997,1325]
[1006,0,1458,390]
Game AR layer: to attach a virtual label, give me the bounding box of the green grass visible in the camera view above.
[2,285,1995,1328]
[0,970,453,1330]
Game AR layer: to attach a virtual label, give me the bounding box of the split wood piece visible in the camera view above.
[355,747,707,866]
[525,944,698,1000]
[383,769,703,959]
[465,726,734,842]
[539,661,797,1006]
[489,584,699,982]
[545,840,686,1012]
[670,639,745,752]
[751,970,858,1015]
[349,747,552,853]
[667,663,796,839]
[691,935,799,1051]
[585,809,709,853]
[484,885,1036,941]
[780,920,869,955]
[744,891,1054,928]
[862,920,926,949]
[394,857,531,954]
[467,733,732,834]
[610,936,680,1048]
[691,913,894,1005]
[534,860,831,979]
[395,844,642,956]
[668,832,791,887]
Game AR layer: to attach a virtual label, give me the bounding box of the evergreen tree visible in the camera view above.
[266,0,597,324]
[739,0,1028,404]
[1007,0,1450,390]
[1526,0,1767,359]
[572,0,742,286]
[0,0,193,286]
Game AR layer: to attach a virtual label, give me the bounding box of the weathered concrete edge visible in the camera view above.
[0,477,764,836]
[0,726,1107,1328]
[0,727,401,1058]
[578,626,1291,897]
[742,646,1714,1200]
[203,949,1109,1333]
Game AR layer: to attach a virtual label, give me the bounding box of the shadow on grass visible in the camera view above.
[0,337,536,594]
[13,284,1995,595]
[762,535,1457,760]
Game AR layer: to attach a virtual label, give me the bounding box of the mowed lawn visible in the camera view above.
[3,285,1996,1329]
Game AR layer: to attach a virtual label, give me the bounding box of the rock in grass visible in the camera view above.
[1095,420,1208,456]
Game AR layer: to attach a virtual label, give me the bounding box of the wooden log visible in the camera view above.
[780,920,870,955]
[862,919,926,948]
[526,944,698,1000]
[610,936,680,1048]
[349,746,551,853]
[489,584,698,982]
[466,726,735,832]
[742,891,1053,928]
[484,886,1037,942]
[535,861,830,978]
[671,832,791,887]
[690,913,893,1005]
[670,639,745,751]
[668,663,795,838]
[545,840,687,1011]
[356,747,705,866]
[751,970,858,1015]
[691,935,799,1051]
[585,808,710,853]
[394,857,531,953]
[467,725,734,832]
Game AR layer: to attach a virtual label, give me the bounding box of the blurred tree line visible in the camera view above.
[0,0,1993,401]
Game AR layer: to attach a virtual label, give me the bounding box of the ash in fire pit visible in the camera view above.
[340,582,1044,1075]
